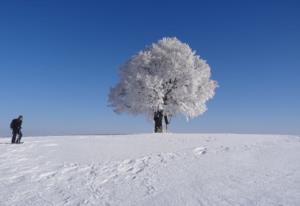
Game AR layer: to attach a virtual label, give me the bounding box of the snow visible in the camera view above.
[0,133,300,206]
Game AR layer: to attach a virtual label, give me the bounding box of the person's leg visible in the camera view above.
[16,131,22,143]
[11,131,17,143]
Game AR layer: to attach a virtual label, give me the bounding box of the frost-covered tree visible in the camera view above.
[109,37,217,133]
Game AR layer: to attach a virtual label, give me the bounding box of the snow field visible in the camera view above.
[0,134,300,206]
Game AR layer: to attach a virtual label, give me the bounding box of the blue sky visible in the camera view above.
[0,0,299,136]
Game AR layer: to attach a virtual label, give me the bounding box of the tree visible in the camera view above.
[109,37,217,133]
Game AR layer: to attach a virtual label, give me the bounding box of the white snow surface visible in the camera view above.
[0,133,300,206]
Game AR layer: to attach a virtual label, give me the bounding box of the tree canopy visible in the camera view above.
[109,37,217,120]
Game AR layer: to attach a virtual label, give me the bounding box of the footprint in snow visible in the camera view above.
[193,147,207,156]
[117,157,149,176]
[38,171,57,180]
[118,159,134,172]
[224,146,230,151]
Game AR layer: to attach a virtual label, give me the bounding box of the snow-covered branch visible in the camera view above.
[109,37,218,120]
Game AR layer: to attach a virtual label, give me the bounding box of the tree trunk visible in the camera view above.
[154,110,163,133]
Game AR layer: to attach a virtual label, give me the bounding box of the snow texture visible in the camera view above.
[109,37,217,119]
[1,133,300,206]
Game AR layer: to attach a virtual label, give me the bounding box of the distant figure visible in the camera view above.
[10,115,23,144]
[164,115,169,131]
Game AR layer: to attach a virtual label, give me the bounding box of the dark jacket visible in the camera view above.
[10,119,22,131]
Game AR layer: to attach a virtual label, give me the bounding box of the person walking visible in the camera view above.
[164,115,169,132]
[10,115,23,144]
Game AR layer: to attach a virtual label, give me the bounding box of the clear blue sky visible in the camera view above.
[0,0,299,136]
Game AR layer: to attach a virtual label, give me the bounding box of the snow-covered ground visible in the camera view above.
[0,133,300,206]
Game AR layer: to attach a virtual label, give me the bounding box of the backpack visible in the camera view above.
[10,119,16,129]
